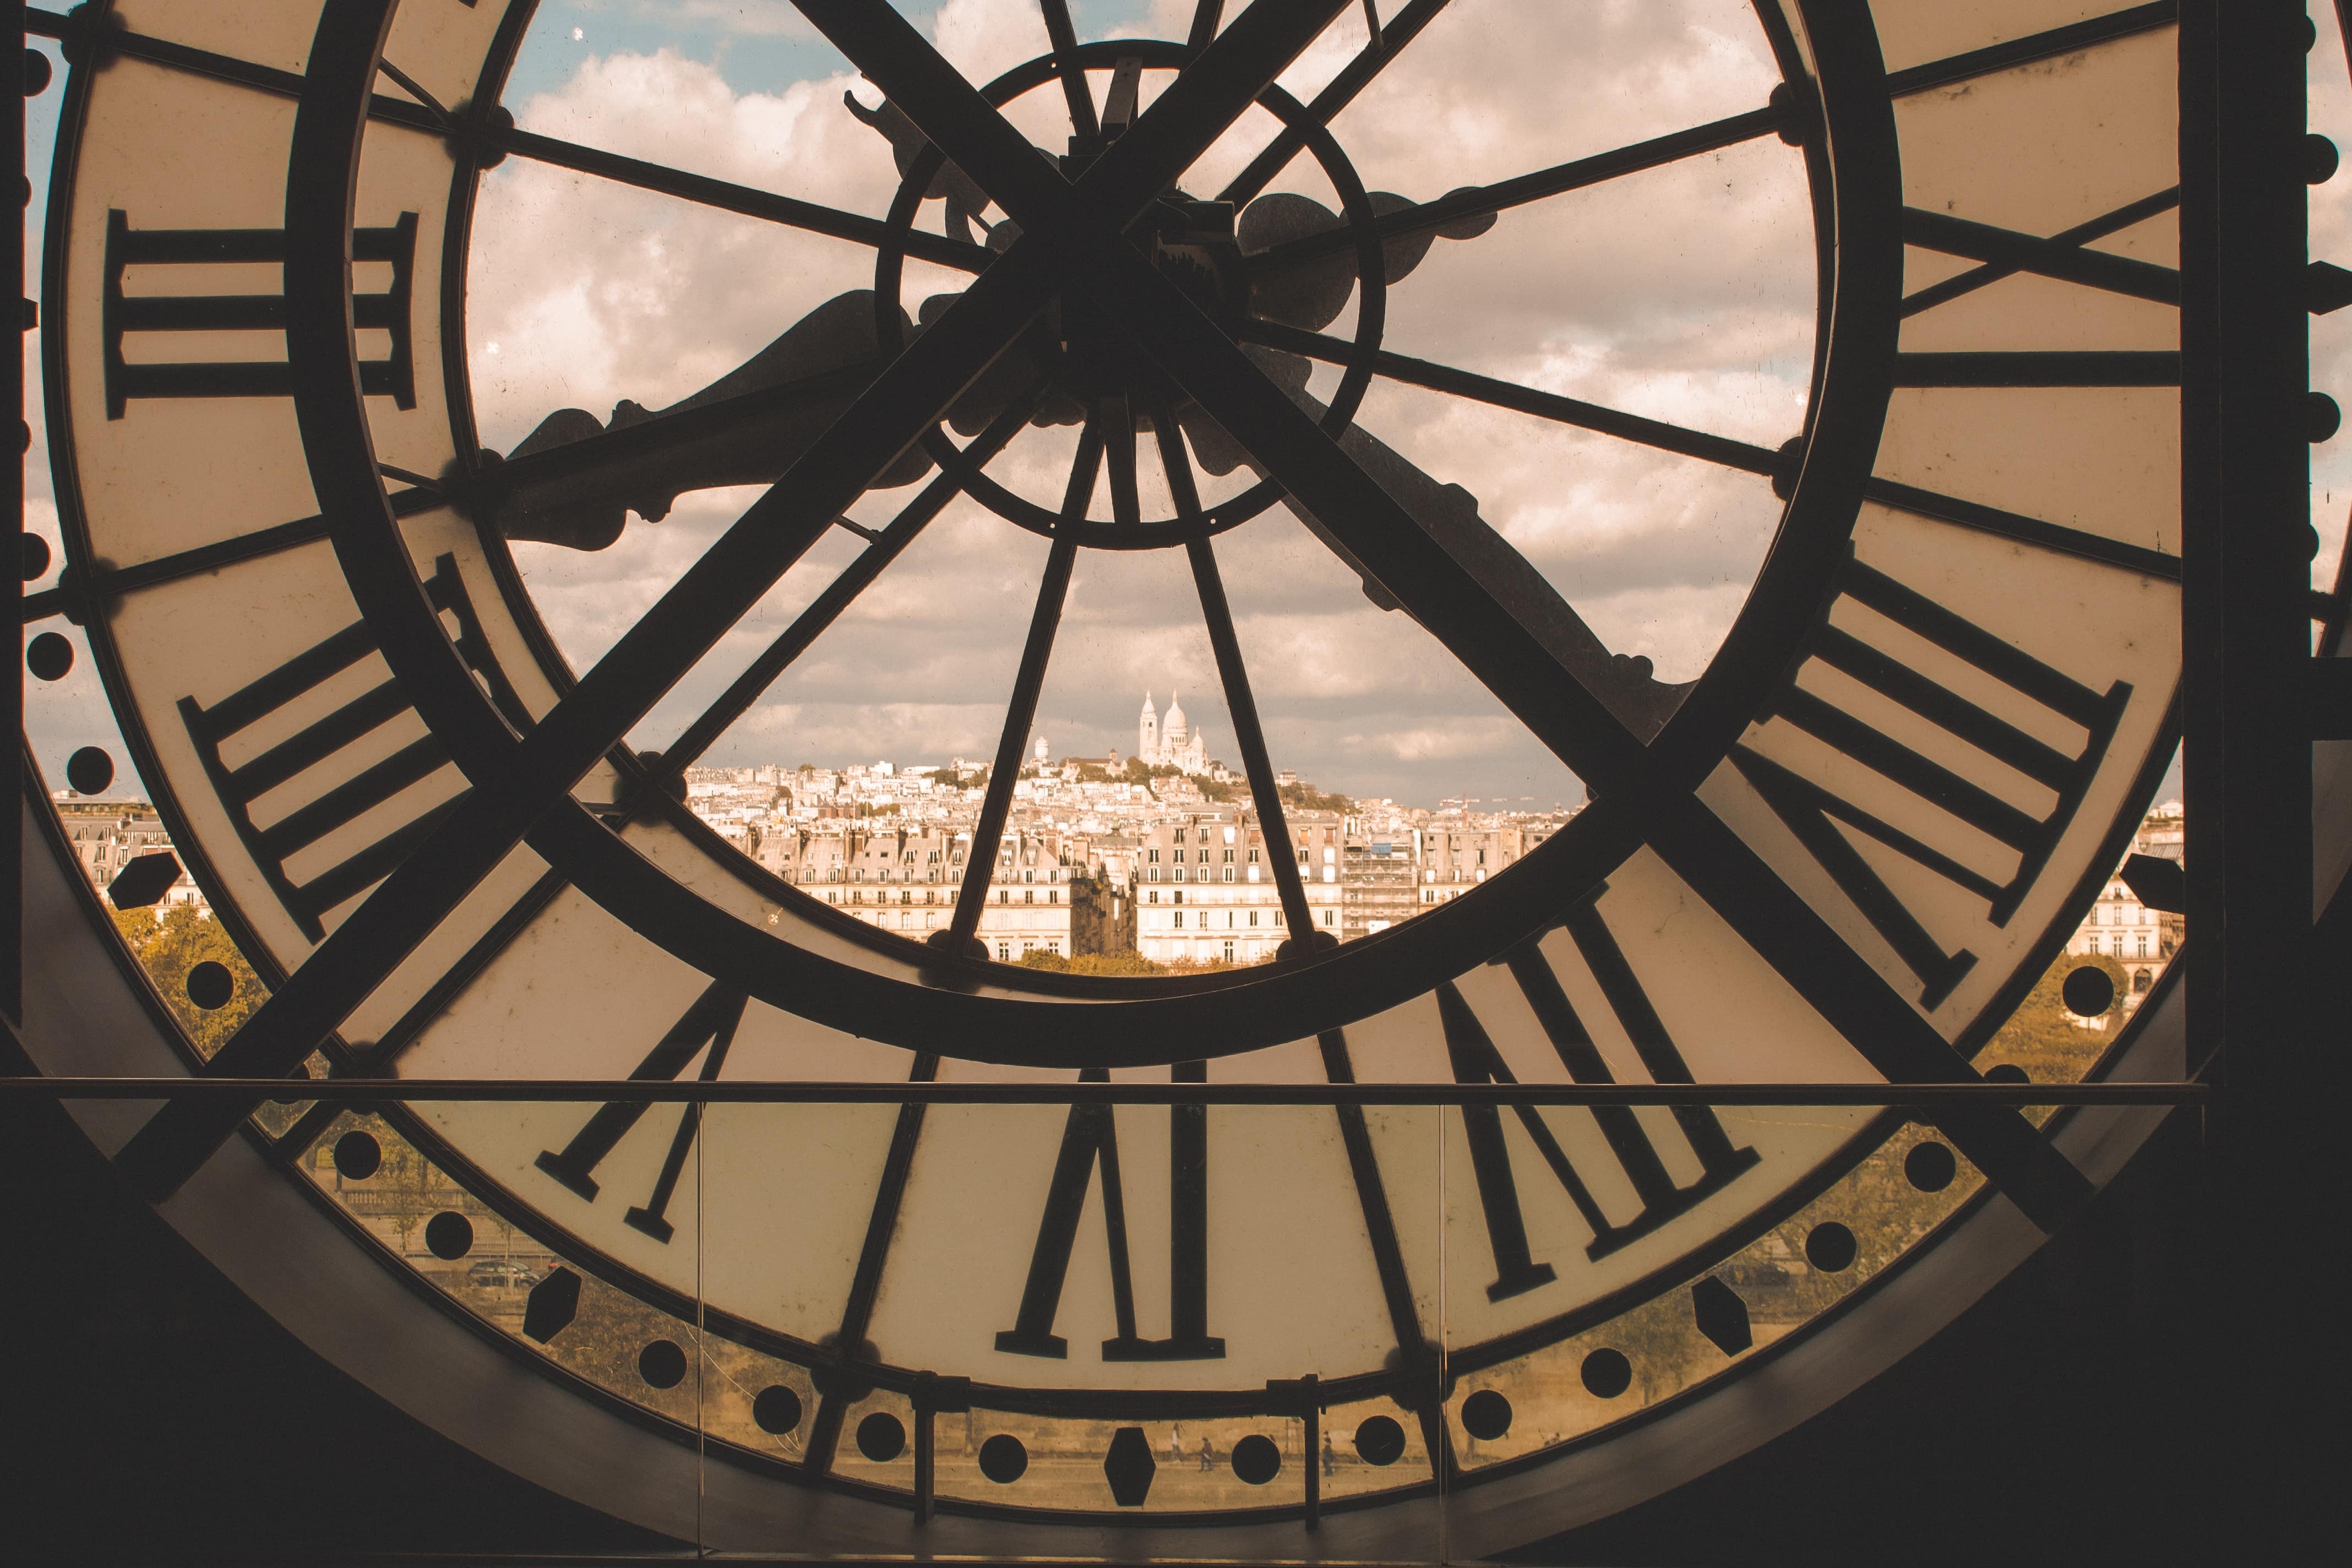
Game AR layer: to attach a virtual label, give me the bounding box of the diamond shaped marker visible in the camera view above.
[522,1267,581,1344]
[1102,1425,1156,1506]
[1691,1275,1752,1355]
[108,852,182,910]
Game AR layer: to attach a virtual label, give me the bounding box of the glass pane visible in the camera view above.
[701,1096,1444,1560]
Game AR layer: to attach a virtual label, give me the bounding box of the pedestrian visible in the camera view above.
[1199,1435,1214,1472]
[1169,1422,1182,1464]
[1322,1431,1336,1477]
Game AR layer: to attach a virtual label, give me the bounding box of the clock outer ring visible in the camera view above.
[9,769,2198,1555]
[280,0,1903,1068]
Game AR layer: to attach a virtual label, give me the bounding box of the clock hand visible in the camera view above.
[1237,187,1495,332]
[1175,347,1692,741]
[482,292,936,551]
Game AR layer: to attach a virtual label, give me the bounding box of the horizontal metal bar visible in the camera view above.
[0,1076,2208,1106]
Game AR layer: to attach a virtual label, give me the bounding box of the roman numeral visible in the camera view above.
[1900,200,2180,308]
[1444,903,1760,1302]
[1730,550,2130,1009]
[994,1065,1224,1362]
[178,554,527,941]
[533,983,748,1243]
[104,209,418,418]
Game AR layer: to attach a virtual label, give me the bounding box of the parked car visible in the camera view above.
[465,1259,541,1290]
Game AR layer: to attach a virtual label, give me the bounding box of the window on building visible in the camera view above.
[1175,829,1186,843]
[1223,940,1235,962]
[1149,848,1159,863]
[1248,848,1260,862]
[1174,911,1185,928]
[1248,910,1259,925]
[1222,848,1234,863]
[996,943,1010,961]
[1223,867,1234,882]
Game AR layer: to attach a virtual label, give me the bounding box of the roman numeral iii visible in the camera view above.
[104,209,418,418]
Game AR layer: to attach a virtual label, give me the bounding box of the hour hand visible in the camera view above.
[476,292,932,551]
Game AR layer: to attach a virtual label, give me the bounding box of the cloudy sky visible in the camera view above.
[25,2,2352,806]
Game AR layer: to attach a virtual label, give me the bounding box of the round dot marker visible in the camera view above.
[184,960,234,1010]
[2061,965,2115,1017]
[1230,1433,1281,1485]
[1354,1415,1406,1465]
[978,1433,1028,1484]
[638,1340,687,1390]
[1905,1139,1958,1193]
[26,631,72,681]
[1806,1221,1859,1272]
[424,1211,474,1260]
[1461,1389,1513,1440]
[752,1385,803,1436]
[855,1412,906,1463]
[67,746,113,794]
[332,1130,382,1180]
[1581,1348,1634,1398]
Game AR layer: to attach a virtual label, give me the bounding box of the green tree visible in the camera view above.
[112,904,265,1059]
[1278,780,1353,814]
[1017,949,1167,976]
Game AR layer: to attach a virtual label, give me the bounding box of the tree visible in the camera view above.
[1018,949,1165,976]
[1278,780,1353,815]
[112,904,265,1059]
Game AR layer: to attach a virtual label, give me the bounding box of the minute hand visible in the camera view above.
[1180,355,1692,741]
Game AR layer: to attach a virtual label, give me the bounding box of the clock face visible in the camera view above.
[28,0,2187,1548]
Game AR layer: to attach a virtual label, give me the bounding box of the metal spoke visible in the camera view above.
[12,13,993,274]
[1071,230,1649,790]
[1237,316,1784,476]
[804,1049,941,1474]
[1186,0,1225,56]
[1218,0,1453,206]
[801,0,1353,239]
[1148,402,1318,941]
[1103,399,1144,525]
[1242,103,1786,279]
[494,123,993,274]
[944,418,1105,952]
[647,390,1046,788]
[1038,0,1101,144]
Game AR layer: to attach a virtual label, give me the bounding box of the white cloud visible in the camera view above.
[470,1,1826,802]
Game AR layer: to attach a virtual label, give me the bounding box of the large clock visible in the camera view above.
[17,0,2206,1555]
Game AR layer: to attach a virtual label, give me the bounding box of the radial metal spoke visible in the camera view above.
[945,419,1106,951]
[648,391,1046,788]
[1218,0,1453,206]
[1103,399,1144,525]
[1038,0,1101,144]
[1148,402,1318,940]
[496,124,993,273]
[1072,232,1649,792]
[1237,317,1784,476]
[1186,0,1225,56]
[798,0,1353,239]
[1243,104,1787,278]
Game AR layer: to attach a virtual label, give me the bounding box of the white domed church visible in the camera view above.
[1137,691,1210,774]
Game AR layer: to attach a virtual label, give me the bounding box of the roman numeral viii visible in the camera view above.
[178,554,527,941]
[104,209,418,418]
[1730,551,2130,1009]
[995,1065,1224,1362]
[535,983,749,1243]
[1445,902,1760,1302]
